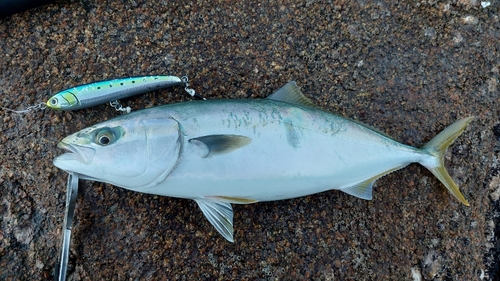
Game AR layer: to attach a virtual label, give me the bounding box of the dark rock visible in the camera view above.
[1,0,499,280]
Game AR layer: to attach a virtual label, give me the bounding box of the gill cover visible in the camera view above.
[107,117,182,189]
[55,116,182,190]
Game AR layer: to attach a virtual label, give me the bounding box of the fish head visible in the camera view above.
[46,91,79,110]
[53,113,182,189]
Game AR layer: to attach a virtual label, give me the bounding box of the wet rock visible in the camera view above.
[1,0,499,280]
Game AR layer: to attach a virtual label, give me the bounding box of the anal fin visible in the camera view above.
[341,179,375,200]
[194,198,234,242]
[341,167,404,200]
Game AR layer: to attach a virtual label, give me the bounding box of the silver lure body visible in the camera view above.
[53,82,472,241]
[46,75,184,110]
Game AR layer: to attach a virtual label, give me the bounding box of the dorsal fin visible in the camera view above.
[267,81,316,107]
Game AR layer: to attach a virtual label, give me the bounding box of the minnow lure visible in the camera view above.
[3,75,203,114]
[47,75,185,111]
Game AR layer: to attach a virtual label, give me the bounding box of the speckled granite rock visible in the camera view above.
[1,0,499,280]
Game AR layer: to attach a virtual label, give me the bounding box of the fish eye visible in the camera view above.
[98,135,110,145]
[49,98,58,105]
[95,130,114,146]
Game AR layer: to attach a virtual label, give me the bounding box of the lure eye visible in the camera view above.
[49,98,58,106]
[95,130,114,146]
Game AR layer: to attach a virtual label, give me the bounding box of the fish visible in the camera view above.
[53,81,473,242]
[46,75,185,110]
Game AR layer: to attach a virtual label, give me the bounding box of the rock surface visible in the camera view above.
[1,0,499,280]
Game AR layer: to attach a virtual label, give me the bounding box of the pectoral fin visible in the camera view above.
[189,135,252,158]
[194,198,234,242]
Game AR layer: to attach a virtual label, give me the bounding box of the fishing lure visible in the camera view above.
[3,75,203,113]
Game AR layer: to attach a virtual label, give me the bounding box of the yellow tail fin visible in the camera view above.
[421,117,474,206]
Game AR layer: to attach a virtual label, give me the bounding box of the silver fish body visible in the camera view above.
[53,82,473,241]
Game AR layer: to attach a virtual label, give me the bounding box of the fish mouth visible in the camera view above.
[55,142,96,165]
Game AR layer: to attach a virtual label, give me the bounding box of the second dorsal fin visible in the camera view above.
[267,81,316,107]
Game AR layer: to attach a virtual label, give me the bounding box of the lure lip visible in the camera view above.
[55,142,96,165]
